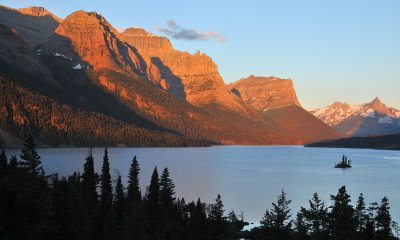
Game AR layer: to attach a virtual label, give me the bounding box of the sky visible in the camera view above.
[2,0,400,109]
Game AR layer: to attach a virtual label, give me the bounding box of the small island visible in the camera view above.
[335,155,352,168]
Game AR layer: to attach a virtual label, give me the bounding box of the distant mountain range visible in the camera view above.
[310,98,400,137]
[0,5,356,147]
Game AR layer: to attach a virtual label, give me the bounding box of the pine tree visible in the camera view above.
[81,149,98,207]
[227,211,248,239]
[159,167,176,210]
[355,193,368,235]
[261,189,292,232]
[127,156,141,209]
[159,168,178,240]
[364,219,375,240]
[126,156,143,240]
[100,148,112,214]
[209,194,225,222]
[19,135,42,176]
[365,202,379,239]
[329,186,356,240]
[8,155,18,172]
[375,196,392,240]
[143,167,160,238]
[113,173,126,222]
[209,194,227,239]
[294,211,308,240]
[190,198,207,240]
[0,149,7,178]
[302,192,328,238]
[81,149,99,239]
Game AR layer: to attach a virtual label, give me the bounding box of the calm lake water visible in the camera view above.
[5,145,400,226]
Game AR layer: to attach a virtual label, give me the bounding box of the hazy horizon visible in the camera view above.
[2,0,399,109]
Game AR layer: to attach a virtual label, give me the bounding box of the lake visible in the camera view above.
[5,145,400,226]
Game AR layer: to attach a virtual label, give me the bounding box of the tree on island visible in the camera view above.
[335,155,352,168]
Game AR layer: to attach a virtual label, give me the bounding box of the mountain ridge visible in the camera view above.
[310,98,400,136]
[0,5,343,146]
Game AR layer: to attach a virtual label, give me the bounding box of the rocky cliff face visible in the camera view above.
[228,75,301,111]
[310,97,400,136]
[122,27,173,53]
[0,5,62,47]
[228,75,343,142]
[121,28,251,114]
[42,11,147,75]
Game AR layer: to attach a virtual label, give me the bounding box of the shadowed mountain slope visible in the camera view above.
[0,5,62,47]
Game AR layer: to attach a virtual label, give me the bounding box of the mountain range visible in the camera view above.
[310,97,400,137]
[0,5,365,147]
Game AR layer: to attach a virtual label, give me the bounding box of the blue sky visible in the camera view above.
[3,0,400,109]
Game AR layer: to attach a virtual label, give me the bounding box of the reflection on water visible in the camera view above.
[5,145,400,224]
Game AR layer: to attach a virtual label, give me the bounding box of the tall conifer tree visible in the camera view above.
[329,186,355,240]
[376,196,392,240]
[143,167,160,238]
[100,148,112,214]
[113,174,126,222]
[127,156,141,208]
[159,167,175,210]
[19,135,42,176]
[0,149,7,178]
[355,193,368,235]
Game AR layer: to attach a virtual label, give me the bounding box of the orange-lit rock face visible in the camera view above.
[49,11,144,74]
[11,103,27,125]
[228,75,301,111]
[122,28,250,113]
[98,76,116,92]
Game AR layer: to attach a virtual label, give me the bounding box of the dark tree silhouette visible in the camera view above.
[126,156,143,240]
[143,167,160,239]
[100,148,113,214]
[127,156,142,209]
[355,193,368,236]
[19,135,42,176]
[0,149,7,178]
[209,194,227,239]
[0,148,399,240]
[294,211,308,240]
[329,186,356,240]
[301,192,328,238]
[260,189,292,239]
[81,149,99,240]
[376,196,392,240]
[159,167,176,210]
[113,173,126,222]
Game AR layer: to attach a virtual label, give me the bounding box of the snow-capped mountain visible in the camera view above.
[310,97,400,136]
